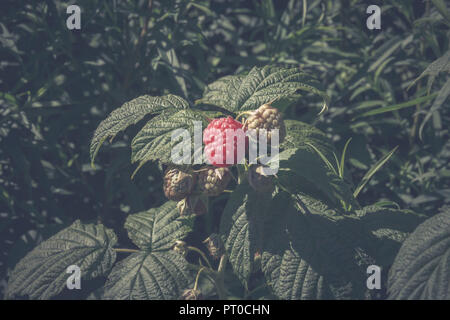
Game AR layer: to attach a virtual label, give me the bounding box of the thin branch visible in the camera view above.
[114,248,140,253]
[187,246,213,269]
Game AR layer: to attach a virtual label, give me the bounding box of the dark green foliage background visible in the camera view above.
[0,0,449,298]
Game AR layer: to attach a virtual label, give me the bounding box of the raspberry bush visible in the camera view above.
[6,65,449,300]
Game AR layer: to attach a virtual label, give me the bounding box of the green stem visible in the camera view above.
[245,283,268,299]
[114,248,140,253]
[187,246,213,269]
[193,267,206,291]
[215,254,228,300]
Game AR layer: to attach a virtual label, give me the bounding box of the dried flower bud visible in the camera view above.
[203,233,224,260]
[178,195,208,216]
[181,289,203,300]
[173,240,187,257]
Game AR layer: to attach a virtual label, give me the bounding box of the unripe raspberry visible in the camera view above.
[244,104,286,144]
[163,168,196,201]
[247,165,274,193]
[198,167,231,196]
[203,116,246,167]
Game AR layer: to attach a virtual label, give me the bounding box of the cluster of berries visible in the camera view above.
[163,166,231,216]
[163,103,284,214]
[203,103,286,167]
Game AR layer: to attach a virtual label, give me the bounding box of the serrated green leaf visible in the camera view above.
[355,206,425,266]
[125,201,192,251]
[261,194,367,300]
[90,94,188,165]
[219,183,274,285]
[131,109,206,176]
[281,120,336,158]
[103,251,193,300]
[276,147,359,211]
[388,208,450,300]
[196,74,245,110]
[6,220,117,300]
[199,65,328,112]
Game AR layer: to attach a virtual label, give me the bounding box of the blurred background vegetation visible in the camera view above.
[0,0,449,297]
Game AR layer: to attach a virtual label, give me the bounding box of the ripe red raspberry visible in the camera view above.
[203,116,246,167]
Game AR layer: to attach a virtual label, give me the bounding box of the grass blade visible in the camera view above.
[431,0,450,24]
[333,152,340,174]
[302,0,307,27]
[339,138,352,178]
[353,146,398,198]
[354,93,438,119]
[305,142,337,175]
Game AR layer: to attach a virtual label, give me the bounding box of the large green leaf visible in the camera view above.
[90,94,188,165]
[276,147,359,211]
[281,120,336,158]
[219,183,275,285]
[107,201,195,300]
[261,194,368,300]
[6,220,117,300]
[387,208,450,299]
[196,74,245,112]
[103,251,193,300]
[131,109,206,175]
[198,65,328,112]
[355,206,425,266]
[124,201,192,251]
